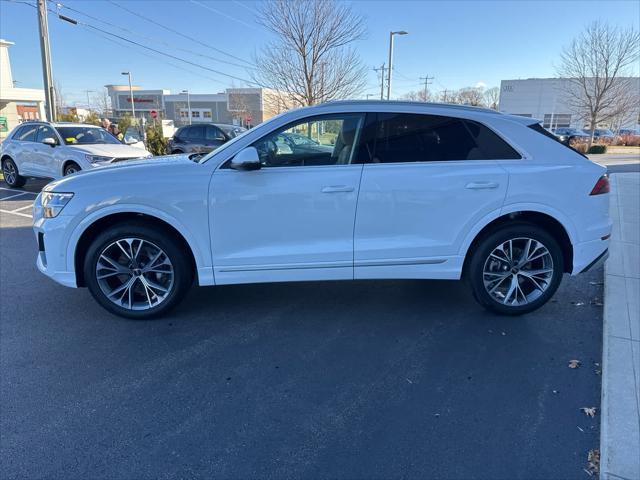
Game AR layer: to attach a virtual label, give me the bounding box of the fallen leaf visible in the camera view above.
[572,301,585,306]
[501,331,506,336]
[590,300,604,306]
[581,407,597,418]
[587,449,600,475]
[569,359,582,369]
[577,426,584,432]
[589,281,604,286]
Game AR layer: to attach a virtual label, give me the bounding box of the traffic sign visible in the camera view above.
[150,110,158,119]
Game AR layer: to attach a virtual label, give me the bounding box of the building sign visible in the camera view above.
[115,93,163,112]
[0,116,7,132]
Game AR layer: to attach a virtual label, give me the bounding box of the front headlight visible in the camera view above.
[86,154,113,166]
[41,192,74,218]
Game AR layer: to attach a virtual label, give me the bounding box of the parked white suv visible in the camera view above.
[1,121,151,187]
[32,101,611,319]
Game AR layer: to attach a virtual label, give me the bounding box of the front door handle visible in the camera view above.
[321,185,354,193]
[465,181,499,190]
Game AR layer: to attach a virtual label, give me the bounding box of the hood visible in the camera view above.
[70,143,151,158]
[45,153,195,192]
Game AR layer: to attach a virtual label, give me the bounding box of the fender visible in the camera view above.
[457,202,578,259]
[65,203,213,284]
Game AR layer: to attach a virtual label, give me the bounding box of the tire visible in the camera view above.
[63,162,81,176]
[83,222,193,319]
[2,158,26,188]
[171,150,184,155]
[467,223,564,316]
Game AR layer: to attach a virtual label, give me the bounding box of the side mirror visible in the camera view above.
[230,146,261,171]
[42,137,57,147]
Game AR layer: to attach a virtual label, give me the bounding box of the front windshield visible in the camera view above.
[57,126,121,145]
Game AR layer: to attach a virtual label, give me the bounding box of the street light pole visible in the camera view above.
[37,0,56,121]
[121,71,135,122]
[182,90,191,125]
[386,30,408,101]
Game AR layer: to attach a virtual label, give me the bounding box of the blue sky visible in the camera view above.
[1,0,639,107]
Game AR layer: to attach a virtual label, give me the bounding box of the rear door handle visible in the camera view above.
[321,185,354,193]
[465,181,499,190]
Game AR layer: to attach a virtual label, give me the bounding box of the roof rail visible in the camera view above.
[320,99,501,114]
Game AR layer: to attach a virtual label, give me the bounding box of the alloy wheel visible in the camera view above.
[96,238,174,311]
[482,237,554,306]
[3,161,16,185]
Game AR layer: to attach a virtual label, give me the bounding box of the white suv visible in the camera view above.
[1,121,151,187]
[32,101,611,319]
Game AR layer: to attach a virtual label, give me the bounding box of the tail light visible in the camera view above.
[590,175,610,195]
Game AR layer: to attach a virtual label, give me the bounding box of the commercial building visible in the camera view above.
[105,84,168,119]
[106,84,280,128]
[499,77,640,130]
[0,39,46,139]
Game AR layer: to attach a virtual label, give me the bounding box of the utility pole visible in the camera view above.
[85,90,95,112]
[37,0,56,121]
[419,75,434,102]
[373,63,386,100]
[442,89,449,103]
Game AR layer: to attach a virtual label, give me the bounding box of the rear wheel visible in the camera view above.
[2,158,26,188]
[467,224,564,315]
[84,222,193,319]
[63,162,81,176]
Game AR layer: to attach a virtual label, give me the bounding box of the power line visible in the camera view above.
[189,0,259,30]
[7,0,261,87]
[106,0,255,67]
[53,0,256,70]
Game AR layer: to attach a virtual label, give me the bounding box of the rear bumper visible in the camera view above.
[572,236,611,275]
[579,248,609,273]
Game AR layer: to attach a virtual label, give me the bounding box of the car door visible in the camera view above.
[353,112,515,280]
[32,125,59,177]
[203,125,226,153]
[11,124,40,175]
[210,113,366,284]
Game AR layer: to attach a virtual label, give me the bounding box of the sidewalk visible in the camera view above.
[601,172,640,480]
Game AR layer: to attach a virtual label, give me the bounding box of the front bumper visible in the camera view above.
[32,197,78,288]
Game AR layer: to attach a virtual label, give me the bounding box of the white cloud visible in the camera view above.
[475,81,487,89]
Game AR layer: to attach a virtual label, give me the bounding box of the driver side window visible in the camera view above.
[252,114,365,167]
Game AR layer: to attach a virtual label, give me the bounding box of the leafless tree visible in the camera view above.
[484,87,500,110]
[557,21,639,147]
[253,0,367,107]
[402,89,434,102]
[93,89,111,117]
[457,87,485,106]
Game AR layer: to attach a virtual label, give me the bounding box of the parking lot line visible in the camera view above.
[0,191,33,201]
[0,208,32,219]
[11,204,34,213]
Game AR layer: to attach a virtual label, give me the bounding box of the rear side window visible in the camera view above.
[185,125,204,140]
[14,124,39,142]
[464,120,521,159]
[528,123,587,158]
[370,113,520,163]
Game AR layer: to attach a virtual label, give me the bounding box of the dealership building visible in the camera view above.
[499,77,640,130]
[106,85,278,128]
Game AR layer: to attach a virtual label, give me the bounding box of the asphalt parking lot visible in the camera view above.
[0,168,611,478]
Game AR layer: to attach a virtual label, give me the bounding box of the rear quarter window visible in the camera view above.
[528,123,588,158]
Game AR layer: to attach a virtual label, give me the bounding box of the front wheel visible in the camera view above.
[84,222,193,319]
[64,162,81,176]
[467,224,564,315]
[2,158,26,188]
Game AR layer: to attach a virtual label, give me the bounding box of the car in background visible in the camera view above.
[618,128,640,146]
[273,132,335,156]
[166,123,246,155]
[584,128,616,144]
[1,121,151,188]
[552,127,590,144]
[33,101,611,319]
